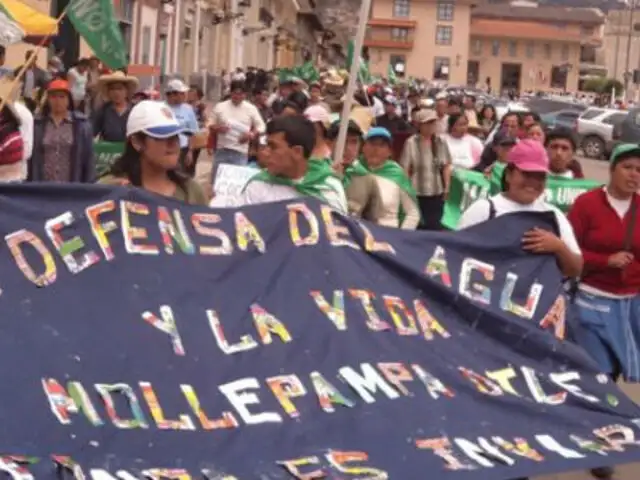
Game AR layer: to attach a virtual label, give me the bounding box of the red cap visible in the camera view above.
[47,79,70,92]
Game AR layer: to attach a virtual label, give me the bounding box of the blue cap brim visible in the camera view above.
[365,134,392,141]
[142,124,183,139]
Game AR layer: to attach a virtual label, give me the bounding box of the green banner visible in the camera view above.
[67,0,128,69]
[94,141,124,177]
[441,169,491,229]
[442,164,603,229]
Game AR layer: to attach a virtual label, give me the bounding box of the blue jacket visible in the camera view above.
[29,111,95,183]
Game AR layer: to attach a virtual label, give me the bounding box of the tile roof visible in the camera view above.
[471,4,605,24]
[470,18,585,41]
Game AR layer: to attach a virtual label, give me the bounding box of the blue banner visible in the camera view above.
[0,184,640,479]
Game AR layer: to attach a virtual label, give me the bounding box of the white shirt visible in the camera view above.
[238,178,348,214]
[14,102,33,163]
[458,193,581,255]
[213,100,266,154]
[443,134,483,169]
[371,97,385,118]
[68,67,88,102]
[374,176,420,230]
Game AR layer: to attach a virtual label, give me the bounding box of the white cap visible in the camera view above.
[126,100,183,139]
[304,105,331,128]
[165,79,189,93]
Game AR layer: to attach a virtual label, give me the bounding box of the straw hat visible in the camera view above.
[349,106,373,135]
[97,71,139,98]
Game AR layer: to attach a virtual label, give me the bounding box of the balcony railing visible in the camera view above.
[364,29,414,49]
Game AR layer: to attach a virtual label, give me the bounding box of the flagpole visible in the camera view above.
[0,8,68,114]
[333,0,372,166]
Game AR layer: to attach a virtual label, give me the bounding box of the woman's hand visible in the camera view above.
[521,228,564,254]
[607,251,634,268]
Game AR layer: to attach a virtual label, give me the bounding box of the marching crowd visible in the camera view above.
[0,60,637,480]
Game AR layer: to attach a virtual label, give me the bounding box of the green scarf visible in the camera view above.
[342,159,369,189]
[363,158,419,224]
[248,158,342,203]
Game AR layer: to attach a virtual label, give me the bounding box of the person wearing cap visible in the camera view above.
[481,130,518,177]
[92,71,139,143]
[400,109,451,230]
[239,115,347,213]
[459,139,582,278]
[29,79,95,183]
[304,105,332,162]
[376,96,412,136]
[362,126,420,229]
[211,80,265,181]
[99,100,207,205]
[165,78,199,174]
[566,144,639,480]
[567,143,640,385]
[267,77,295,111]
[544,127,584,179]
[327,119,383,222]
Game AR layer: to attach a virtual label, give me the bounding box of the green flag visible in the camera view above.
[388,64,397,85]
[297,61,319,83]
[346,41,371,84]
[94,141,125,177]
[67,0,128,69]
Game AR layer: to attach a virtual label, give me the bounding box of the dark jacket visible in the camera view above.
[29,112,95,183]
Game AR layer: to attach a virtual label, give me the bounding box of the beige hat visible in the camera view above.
[349,106,374,135]
[97,71,139,98]
[414,109,438,124]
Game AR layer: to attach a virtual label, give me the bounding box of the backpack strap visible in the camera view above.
[488,199,497,220]
[623,197,638,251]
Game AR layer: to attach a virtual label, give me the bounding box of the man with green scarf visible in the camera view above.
[239,115,348,213]
[361,127,421,229]
[327,120,383,222]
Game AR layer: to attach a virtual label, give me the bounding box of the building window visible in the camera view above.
[434,56,450,80]
[550,65,568,89]
[393,0,410,17]
[508,40,517,57]
[526,42,534,58]
[471,39,482,55]
[581,25,595,36]
[391,27,409,41]
[491,40,500,56]
[390,54,407,77]
[435,25,453,45]
[544,43,552,59]
[141,26,151,64]
[561,44,570,61]
[437,2,454,21]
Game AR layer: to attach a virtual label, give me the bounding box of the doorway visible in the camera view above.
[467,60,479,86]
[50,0,79,67]
[500,63,521,93]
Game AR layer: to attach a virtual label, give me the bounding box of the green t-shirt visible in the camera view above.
[98,175,208,206]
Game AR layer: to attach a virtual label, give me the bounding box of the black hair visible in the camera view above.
[229,80,245,93]
[448,97,462,107]
[544,126,576,150]
[287,91,308,111]
[41,90,74,117]
[252,87,267,96]
[327,121,361,141]
[266,115,316,158]
[501,163,517,192]
[0,46,5,57]
[107,134,188,187]
[189,85,204,99]
[447,113,466,132]
[77,57,90,67]
[480,104,497,120]
[522,111,540,123]
[501,111,521,127]
[282,101,302,114]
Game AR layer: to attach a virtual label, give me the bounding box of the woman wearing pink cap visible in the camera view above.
[458,139,583,278]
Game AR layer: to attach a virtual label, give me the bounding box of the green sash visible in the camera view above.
[342,159,369,189]
[363,158,419,224]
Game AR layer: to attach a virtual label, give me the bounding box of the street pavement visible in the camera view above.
[197,153,640,479]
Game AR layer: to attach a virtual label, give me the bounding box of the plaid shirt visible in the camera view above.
[400,134,451,196]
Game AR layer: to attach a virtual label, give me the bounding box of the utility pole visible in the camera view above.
[624,0,637,97]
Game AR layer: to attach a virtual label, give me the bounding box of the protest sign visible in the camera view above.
[0,185,639,479]
[441,168,490,229]
[210,163,256,207]
[93,141,125,177]
[443,165,603,229]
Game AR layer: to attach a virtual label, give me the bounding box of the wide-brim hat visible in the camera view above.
[97,71,139,98]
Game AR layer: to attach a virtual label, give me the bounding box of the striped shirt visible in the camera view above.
[399,134,451,196]
[0,131,24,166]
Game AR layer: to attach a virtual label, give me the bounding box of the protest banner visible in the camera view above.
[0,185,639,479]
[443,165,603,229]
[441,168,490,229]
[210,163,257,207]
[93,141,125,177]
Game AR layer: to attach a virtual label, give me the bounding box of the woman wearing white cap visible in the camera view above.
[99,100,207,205]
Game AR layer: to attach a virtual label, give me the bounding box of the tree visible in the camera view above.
[582,77,622,94]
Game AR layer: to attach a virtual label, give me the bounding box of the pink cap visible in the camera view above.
[304,105,331,128]
[507,139,549,173]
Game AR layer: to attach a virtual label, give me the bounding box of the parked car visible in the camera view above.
[576,107,628,159]
[540,109,581,131]
[615,107,640,146]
